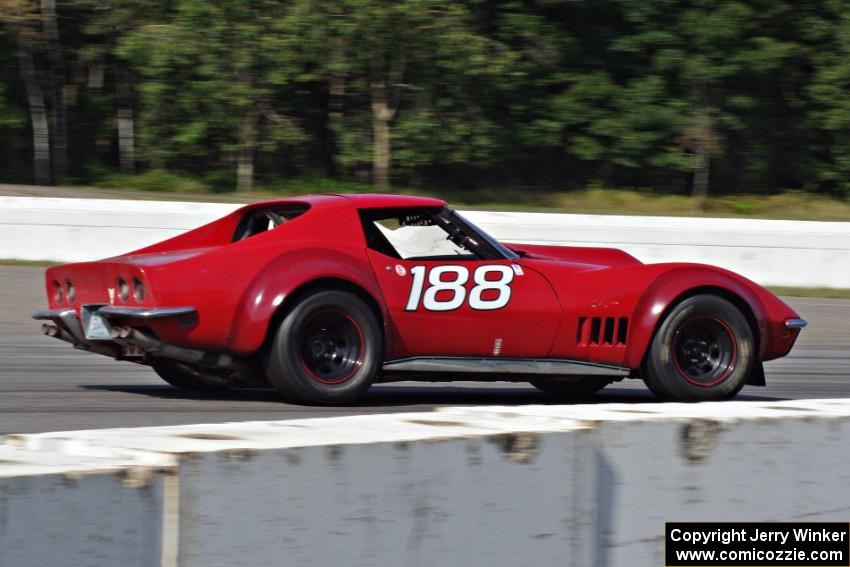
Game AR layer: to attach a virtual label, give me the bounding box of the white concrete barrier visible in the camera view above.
[0,196,238,263]
[465,210,850,288]
[4,399,850,567]
[0,444,172,567]
[2,195,849,287]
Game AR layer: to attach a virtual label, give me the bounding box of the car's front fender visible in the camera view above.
[623,264,788,369]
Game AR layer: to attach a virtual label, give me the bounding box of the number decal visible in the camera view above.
[469,265,513,310]
[405,265,515,312]
[405,265,427,311]
[423,266,469,311]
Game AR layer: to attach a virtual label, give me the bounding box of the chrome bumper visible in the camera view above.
[33,305,197,356]
[33,308,116,356]
[784,318,808,329]
[32,308,87,343]
[32,305,243,371]
[33,306,196,327]
[97,306,197,320]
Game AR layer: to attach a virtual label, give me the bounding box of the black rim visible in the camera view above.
[297,309,364,384]
[672,316,737,387]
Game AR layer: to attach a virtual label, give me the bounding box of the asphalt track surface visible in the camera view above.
[1,265,848,434]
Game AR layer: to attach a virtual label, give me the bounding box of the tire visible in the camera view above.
[265,290,382,405]
[151,359,230,390]
[530,376,610,400]
[643,294,754,401]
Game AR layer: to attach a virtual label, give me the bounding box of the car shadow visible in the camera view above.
[79,383,786,408]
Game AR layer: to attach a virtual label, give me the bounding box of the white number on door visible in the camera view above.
[405,265,514,312]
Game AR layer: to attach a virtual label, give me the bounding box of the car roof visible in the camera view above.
[335,193,447,208]
[240,193,446,210]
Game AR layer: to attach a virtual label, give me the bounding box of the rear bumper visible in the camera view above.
[33,308,117,357]
[97,306,197,320]
[32,308,86,343]
[33,305,197,358]
[33,305,245,371]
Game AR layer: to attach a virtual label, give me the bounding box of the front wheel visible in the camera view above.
[643,294,754,401]
[265,290,382,405]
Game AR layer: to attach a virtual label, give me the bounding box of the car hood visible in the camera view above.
[505,242,642,271]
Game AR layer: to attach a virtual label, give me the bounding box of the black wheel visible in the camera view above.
[265,290,382,405]
[643,294,754,401]
[151,359,230,390]
[529,376,610,400]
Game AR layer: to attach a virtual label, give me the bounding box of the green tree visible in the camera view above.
[289,0,519,190]
[806,0,850,197]
[119,0,303,191]
[1,0,51,184]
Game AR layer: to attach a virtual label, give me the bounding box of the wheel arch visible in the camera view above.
[260,276,385,354]
[643,285,759,361]
[225,247,387,354]
[624,268,768,372]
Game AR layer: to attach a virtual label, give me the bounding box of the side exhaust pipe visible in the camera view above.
[42,323,77,346]
[42,322,118,357]
[110,326,244,370]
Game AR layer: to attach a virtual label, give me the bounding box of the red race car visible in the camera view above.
[34,194,806,404]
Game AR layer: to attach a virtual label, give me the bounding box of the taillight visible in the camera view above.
[117,278,130,302]
[65,279,76,303]
[53,280,64,304]
[133,277,145,302]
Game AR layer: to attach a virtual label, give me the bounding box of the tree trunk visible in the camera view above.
[371,83,392,191]
[41,0,67,179]
[237,108,257,192]
[326,73,345,176]
[116,73,135,174]
[692,150,710,212]
[16,33,51,185]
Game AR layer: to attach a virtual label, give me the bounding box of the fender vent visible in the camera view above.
[578,317,628,347]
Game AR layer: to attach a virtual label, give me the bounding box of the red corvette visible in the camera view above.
[34,194,806,404]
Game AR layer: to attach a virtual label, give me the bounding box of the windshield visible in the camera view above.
[359,206,517,261]
[449,209,519,260]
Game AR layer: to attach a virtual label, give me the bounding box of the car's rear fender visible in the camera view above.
[226,247,386,354]
[623,265,773,369]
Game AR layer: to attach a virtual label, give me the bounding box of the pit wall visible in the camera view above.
[2,196,849,287]
[3,399,850,567]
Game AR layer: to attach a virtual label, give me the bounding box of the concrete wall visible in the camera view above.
[0,196,236,263]
[4,398,850,567]
[466,210,850,288]
[2,196,849,287]
[0,444,172,567]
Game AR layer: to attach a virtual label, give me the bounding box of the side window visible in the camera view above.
[233,204,310,242]
[361,209,478,260]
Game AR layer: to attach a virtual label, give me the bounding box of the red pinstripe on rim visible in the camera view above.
[672,315,738,387]
[298,309,365,385]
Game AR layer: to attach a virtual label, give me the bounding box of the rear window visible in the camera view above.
[233,204,310,242]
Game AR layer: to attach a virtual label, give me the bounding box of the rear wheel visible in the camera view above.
[265,290,382,405]
[529,376,610,400]
[643,294,754,401]
[151,359,230,390]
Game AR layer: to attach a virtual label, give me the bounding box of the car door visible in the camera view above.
[361,207,561,359]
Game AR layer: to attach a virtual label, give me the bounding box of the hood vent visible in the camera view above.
[578,316,628,347]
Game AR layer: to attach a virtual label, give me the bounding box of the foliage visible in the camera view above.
[2,0,850,199]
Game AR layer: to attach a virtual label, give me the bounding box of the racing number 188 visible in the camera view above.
[405,265,514,312]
